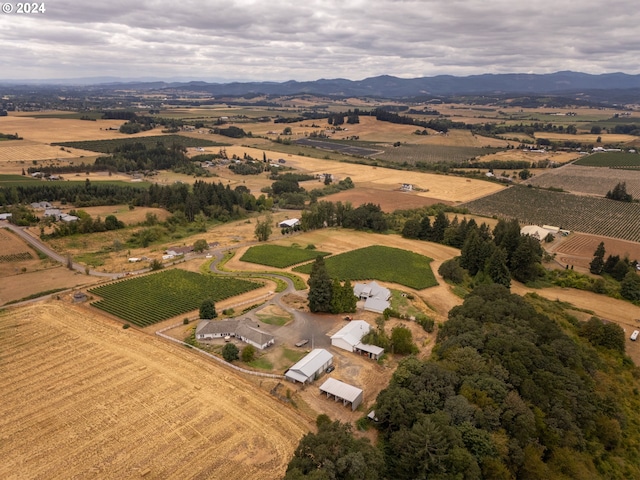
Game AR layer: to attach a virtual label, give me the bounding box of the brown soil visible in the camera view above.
[0,302,310,479]
[552,233,640,271]
[323,186,450,212]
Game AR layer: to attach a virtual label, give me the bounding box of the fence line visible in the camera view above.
[156,326,285,380]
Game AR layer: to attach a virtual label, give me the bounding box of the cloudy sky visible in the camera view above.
[0,0,637,82]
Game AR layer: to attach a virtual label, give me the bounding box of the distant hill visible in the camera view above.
[3,71,640,100]
[147,71,640,98]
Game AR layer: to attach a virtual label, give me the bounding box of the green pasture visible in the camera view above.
[293,245,437,290]
[240,244,330,268]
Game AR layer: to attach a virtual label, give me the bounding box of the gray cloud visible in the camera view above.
[1,0,639,81]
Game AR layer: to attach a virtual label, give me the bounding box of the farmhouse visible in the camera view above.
[279,218,300,228]
[401,183,413,191]
[353,281,391,313]
[235,323,276,350]
[195,319,275,350]
[319,377,363,411]
[330,320,384,360]
[285,348,333,384]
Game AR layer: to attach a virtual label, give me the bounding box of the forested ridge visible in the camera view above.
[286,285,640,479]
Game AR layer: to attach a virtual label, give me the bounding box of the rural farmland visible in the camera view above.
[463,185,640,242]
[0,302,309,479]
[525,164,640,197]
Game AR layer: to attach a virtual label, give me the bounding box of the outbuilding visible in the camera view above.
[285,348,333,384]
[279,218,300,228]
[319,377,363,411]
[330,320,384,360]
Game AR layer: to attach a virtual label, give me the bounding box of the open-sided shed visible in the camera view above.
[319,377,363,411]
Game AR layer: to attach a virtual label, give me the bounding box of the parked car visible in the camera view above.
[326,365,335,373]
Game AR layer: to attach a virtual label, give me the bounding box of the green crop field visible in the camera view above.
[374,144,501,165]
[293,245,437,290]
[53,135,228,154]
[89,269,261,327]
[573,152,640,168]
[240,245,330,268]
[462,185,640,242]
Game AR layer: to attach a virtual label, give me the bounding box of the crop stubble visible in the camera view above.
[0,302,309,479]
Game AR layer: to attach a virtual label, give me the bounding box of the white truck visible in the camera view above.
[631,330,639,341]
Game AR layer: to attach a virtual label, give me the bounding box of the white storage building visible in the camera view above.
[330,320,384,360]
[285,349,333,384]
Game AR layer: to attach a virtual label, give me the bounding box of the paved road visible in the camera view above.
[1,222,122,278]
[209,249,333,348]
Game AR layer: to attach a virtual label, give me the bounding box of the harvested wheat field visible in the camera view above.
[0,115,166,143]
[221,145,504,203]
[0,302,309,480]
[477,149,580,165]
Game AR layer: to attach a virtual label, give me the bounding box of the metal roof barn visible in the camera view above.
[285,349,333,384]
[319,378,363,411]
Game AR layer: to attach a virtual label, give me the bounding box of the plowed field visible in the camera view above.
[0,303,309,479]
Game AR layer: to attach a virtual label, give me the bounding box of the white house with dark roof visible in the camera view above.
[285,348,333,384]
[195,319,274,350]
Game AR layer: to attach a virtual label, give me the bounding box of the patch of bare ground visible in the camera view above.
[550,233,640,271]
[0,302,310,480]
[511,283,640,366]
[323,186,451,212]
[478,149,580,165]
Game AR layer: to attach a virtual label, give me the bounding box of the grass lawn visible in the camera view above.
[282,348,306,363]
[256,312,292,326]
[293,245,437,290]
[248,357,274,370]
[240,244,330,268]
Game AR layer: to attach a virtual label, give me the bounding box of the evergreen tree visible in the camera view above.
[611,258,631,282]
[430,211,450,243]
[603,254,621,274]
[222,343,239,362]
[487,247,511,288]
[589,242,605,274]
[418,216,432,240]
[339,279,357,313]
[510,236,542,283]
[307,256,333,312]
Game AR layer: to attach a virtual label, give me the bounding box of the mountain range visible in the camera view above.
[3,71,640,99]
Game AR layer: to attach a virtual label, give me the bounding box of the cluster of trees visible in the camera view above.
[327,109,360,125]
[212,126,247,138]
[118,115,156,134]
[44,212,125,238]
[2,179,267,229]
[94,142,192,173]
[362,322,418,355]
[589,241,640,301]
[605,182,633,202]
[287,285,640,479]
[307,256,357,314]
[404,215,543,286]
[373,108,465,133]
